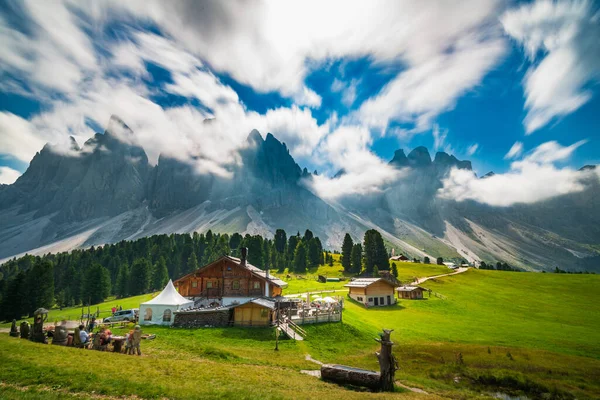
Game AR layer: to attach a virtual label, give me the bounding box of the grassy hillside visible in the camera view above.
[1,269,599,399]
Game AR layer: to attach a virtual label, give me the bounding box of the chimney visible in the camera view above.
[265,267,270,298]
[240,247,248,266]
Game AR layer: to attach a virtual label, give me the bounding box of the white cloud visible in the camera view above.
[501,0,600,133]
[0,112,48,163]
[432,124,448,151]
[466,143,479,156]
[303,126,402,199]
[331,78,359,107]
[438,140,594,206]
[504,141,524,160]
[356,34,506,133]
[0,166,22,185]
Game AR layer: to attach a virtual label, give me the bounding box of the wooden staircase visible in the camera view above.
[278,318,306,341]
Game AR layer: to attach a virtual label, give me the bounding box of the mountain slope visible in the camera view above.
[0,116,598,271]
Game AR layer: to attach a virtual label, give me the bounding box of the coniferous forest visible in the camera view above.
[0,229,325,321]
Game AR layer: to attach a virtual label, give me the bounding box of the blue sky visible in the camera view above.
[0,0,598,205]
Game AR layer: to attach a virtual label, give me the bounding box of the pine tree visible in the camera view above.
[115,262,130,298]
[152,257,169,290]
[424,256,430,265]
[373,265,379,278]
[351,243,363,273]
[341,233,354,272]
[307,238,320,268]
[26,260,55,314]
[391,262,398,278]
[129,258,151,295]
[287,234,299,263]
[363,229,389,274]
[304,229,314,242]
[187,252,199,274]
[2,272,27,320]
[83,264,111,305]
[294,241,308,273]
[274,229,287,254]
[436,257,444,265]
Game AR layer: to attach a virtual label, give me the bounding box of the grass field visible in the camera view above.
[1,269,599,399]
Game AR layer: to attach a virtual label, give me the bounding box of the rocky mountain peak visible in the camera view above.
[407,146,432,167]
[389,149,409,168]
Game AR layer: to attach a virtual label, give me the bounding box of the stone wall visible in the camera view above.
[173,310,230,328]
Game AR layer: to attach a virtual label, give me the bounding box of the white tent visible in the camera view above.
[139,280,194,325]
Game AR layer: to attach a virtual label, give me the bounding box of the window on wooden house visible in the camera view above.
[163,309,172,322]
[253,281,260,289]
[206,281,213,289]
[192,281,197,288]
[260,309,268,317]
[232,280,240,289]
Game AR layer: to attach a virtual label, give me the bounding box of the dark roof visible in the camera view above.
[174,255,288,288]
[396,286,426,292]
[229,297,276,310]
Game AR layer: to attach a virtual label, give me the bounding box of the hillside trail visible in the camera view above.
[410,267,468,285]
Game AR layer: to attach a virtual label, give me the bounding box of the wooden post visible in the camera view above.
[375,329,398,392]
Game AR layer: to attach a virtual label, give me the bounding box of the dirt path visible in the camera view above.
[411,267,469,285]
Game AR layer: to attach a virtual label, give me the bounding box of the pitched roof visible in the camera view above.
[396,286,426,292]
[344,278,396,288]
[141,280,195,306]
[174,255,288,288]
[229,297,276,310]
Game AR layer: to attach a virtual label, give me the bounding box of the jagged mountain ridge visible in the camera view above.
[1,116,599,271]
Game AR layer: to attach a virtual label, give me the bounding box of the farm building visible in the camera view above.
[173,248,287,307]
[396,286,427,300]
[344,278,397,307]
[390,255,409,261]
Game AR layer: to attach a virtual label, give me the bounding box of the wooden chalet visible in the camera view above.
[344,278,397,307]
[396,286,427,300]
[173,249,287,307]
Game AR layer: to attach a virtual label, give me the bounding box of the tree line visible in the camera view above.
[0,228,325,321]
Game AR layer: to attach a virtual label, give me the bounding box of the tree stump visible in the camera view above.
[375,329,398,392]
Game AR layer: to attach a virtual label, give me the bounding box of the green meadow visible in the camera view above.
[1,268,599,399]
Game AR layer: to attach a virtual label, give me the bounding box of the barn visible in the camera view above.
[344,278,397,307]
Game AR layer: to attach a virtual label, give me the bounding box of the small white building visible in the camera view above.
[443,262,458,269]
[344,278,397,307]
[139,280,194,325]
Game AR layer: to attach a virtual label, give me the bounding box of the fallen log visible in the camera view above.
[320,364,380,390]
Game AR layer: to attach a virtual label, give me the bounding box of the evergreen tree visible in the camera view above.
[303,229,314,242]
[294,241,308,273]
[129,258,151,295]
[83,264,111,305]
[274,229,287,254]
[2,272,27,320]
[287,234,299,262]
[351,243,363,273]
[115,262,130,298]
[373,265,379,278]
[436,257,444,265]
[27,260,55,314]
[307,238,320,268]
[152,257,169,290]
[243,235,264,267]
[229,233,243,255]
[187,252,199,274]
[341,233,354,272]
[423,256,430,265]
[391,262,398,278]
[315,237,324,264]
[363,229,389,274]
